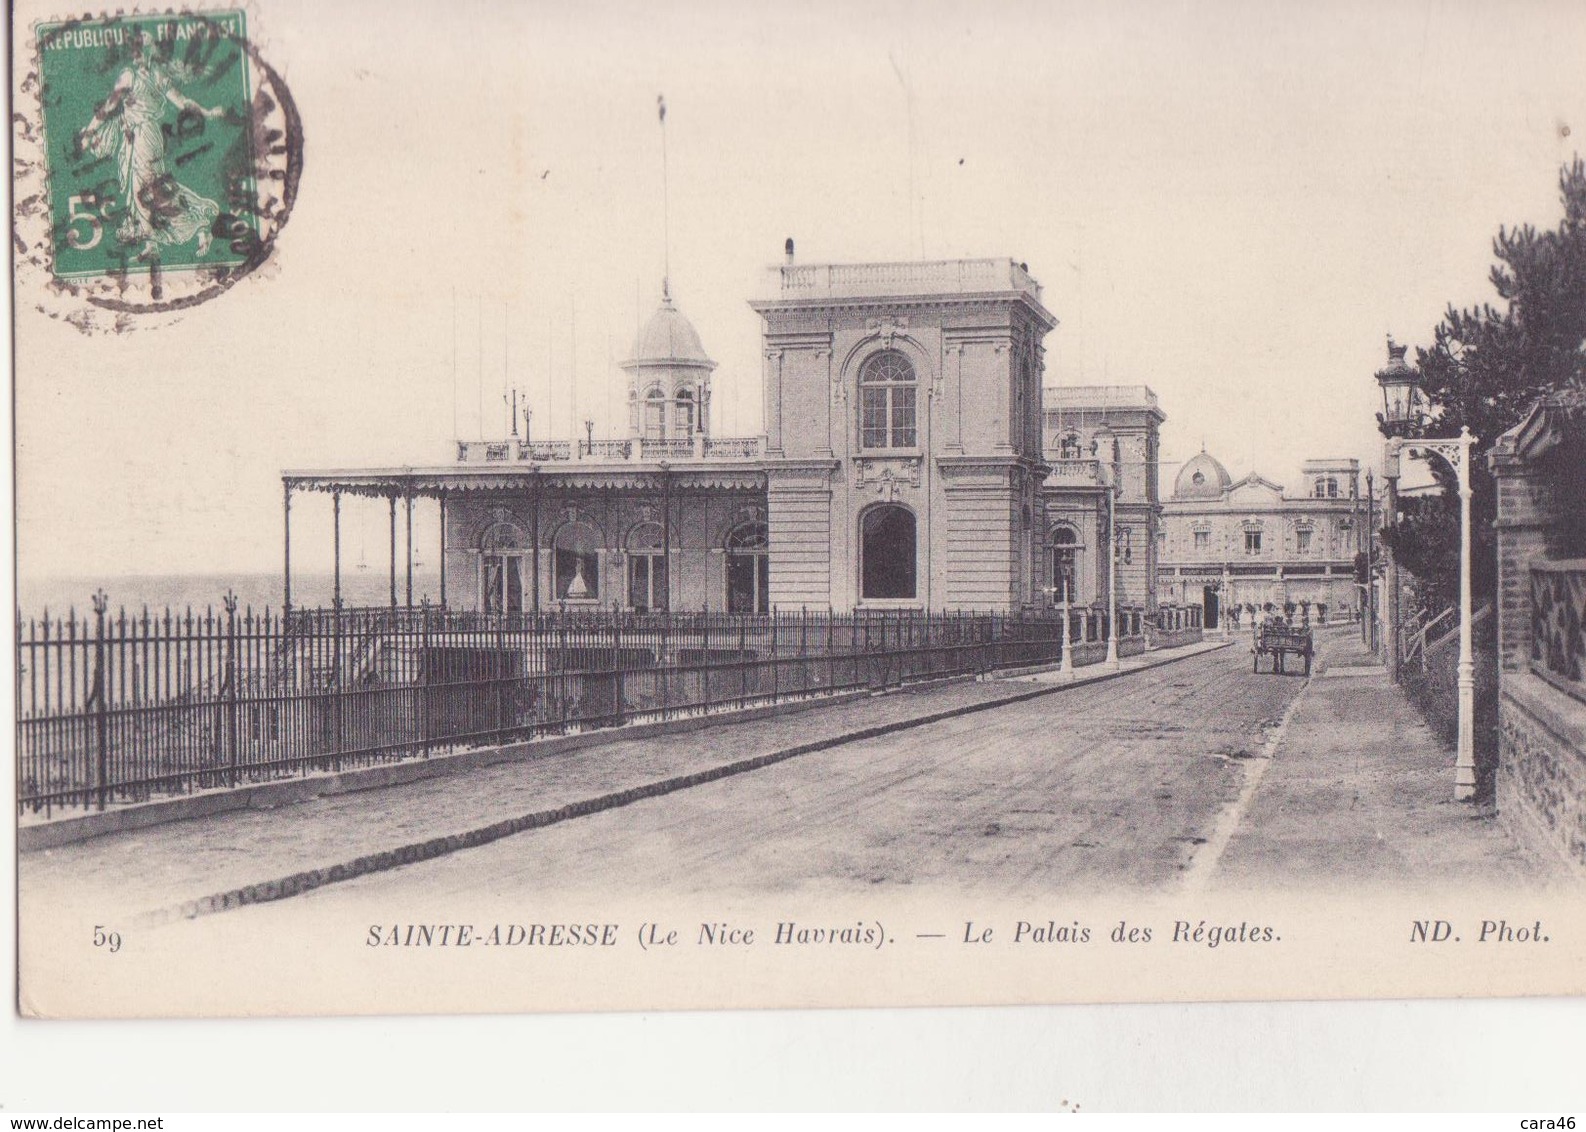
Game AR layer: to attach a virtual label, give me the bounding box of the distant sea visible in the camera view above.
[17,571,446,620]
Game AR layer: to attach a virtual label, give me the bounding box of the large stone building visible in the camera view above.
[1041,386,1165,614]
[1157,450,1364,627]
[284,256,1163,618]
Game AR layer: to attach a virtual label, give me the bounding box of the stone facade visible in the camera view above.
[288,257,1163,618]
[750,259,1055,611]
[1040,386,1164,612]
[1157,452,1363,629]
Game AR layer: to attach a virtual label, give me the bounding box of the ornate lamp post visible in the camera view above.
[1096,446,1121,673]
[1377,338,1478,800]
[1375,338,1425,435]
[1375,338,1421,682]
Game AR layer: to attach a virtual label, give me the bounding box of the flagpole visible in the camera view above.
[658,94,670,295]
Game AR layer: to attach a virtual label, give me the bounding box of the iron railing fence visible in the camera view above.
[18,599,1147,817]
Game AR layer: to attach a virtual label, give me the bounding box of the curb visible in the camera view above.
[139,637,1234,925]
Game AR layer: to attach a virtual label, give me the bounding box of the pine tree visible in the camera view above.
[1382,158,1586,611]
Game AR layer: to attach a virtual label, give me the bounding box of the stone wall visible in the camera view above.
[1499,674,1586,867]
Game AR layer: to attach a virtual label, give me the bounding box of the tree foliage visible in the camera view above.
[1382,158,1586,612]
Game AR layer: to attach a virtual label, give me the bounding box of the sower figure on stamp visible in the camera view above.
[76,30,225,259]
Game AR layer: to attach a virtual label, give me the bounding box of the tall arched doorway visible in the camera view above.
[626,522,668,612]
[480,521,529,614]
[860,504,916,600]
[725,520,769,614]
[1049,524,1080,605]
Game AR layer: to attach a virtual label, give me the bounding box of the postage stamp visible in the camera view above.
[40,11,256,278]
[14,8,302,329]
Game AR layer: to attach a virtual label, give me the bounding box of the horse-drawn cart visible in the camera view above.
[1253,621,1313,676]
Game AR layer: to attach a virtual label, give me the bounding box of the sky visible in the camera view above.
[12,0,1586,582]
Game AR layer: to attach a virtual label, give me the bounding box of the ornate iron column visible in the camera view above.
[388,494,398,609]
[405,484,414,609]
[282,480,293,613]
[661,464,673,613]
[1392,429,1478,800]
[439,492,448,609]
[332,490,342,610]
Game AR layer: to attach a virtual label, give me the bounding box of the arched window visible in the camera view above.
[725,520,769,614]
[625,522,667,612]
[859,351,916,450]
[1050,525,1079,604]
[480,522,529,614]
[674,389,695,437]
[860,505,916,600]
[553,522,600,601]
[643,388,666,441]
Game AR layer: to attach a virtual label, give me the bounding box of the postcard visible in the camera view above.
[12,0,1586,1019]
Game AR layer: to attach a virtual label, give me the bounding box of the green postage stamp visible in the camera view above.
[40,12,255,276]
[18,9,301,325]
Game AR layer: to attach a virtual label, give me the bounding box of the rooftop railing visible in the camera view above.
[766,258,1042,303]
[1043,385,1160,410]
[455,435,766,465]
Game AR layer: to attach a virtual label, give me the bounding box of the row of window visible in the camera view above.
[480,504,1087,610]
[478,507,926,609]
[481,520,769,614]
[1185,529,1321,554]
[639,388,698,441]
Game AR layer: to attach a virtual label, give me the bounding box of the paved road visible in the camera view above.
[268,642,1304,907]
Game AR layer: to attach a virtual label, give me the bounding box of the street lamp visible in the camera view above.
[1093,432,1121,672]
[1374,337,1423,682]
[1375,337,1425,438]
[1377,325,1478,798]
[1392,428,1478,800]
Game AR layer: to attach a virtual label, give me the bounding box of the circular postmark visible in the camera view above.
[13,8,303,331]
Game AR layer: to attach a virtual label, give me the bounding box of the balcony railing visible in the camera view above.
[1044,458,1104,486]
[455,435,765,465]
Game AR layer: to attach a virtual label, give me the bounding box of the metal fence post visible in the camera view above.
[612,606,625,727]
[91,591,109,811]
[420,598,432,756]
[224,592,239,788]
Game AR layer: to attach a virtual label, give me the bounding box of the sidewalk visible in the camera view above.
[1210,627,1562,890]
[21,637,1227,923]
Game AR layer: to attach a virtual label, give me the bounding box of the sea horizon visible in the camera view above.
[15,570,446,621]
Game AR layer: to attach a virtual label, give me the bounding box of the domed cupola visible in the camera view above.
[1173,449,1233,500]
[622,282,716,441]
